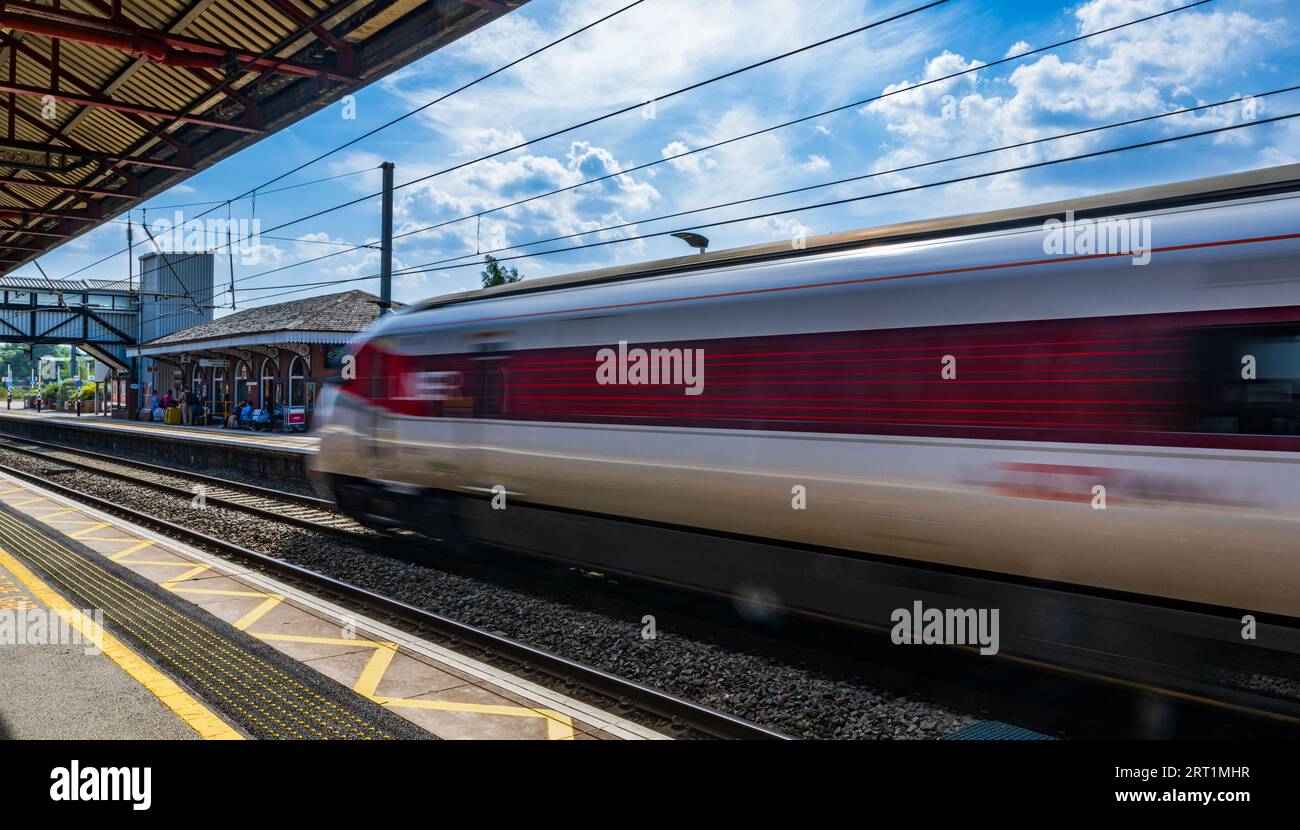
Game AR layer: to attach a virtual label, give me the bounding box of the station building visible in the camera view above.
[127,290,392,428]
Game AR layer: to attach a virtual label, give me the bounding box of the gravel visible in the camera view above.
[0,445,976,739]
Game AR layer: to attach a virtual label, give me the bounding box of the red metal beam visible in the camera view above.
[0,3,356,82]
[0,173,131,198]
[264,0,356,77]
[0,34,199,170]
[0,108,192,173]
[0,226,72,238]
[0,77,261,133]
[0,210,95,220]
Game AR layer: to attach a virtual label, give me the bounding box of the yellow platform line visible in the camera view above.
[253,631,573,737]
[67,523,110,538]
[172,587,269,599]
[256,632,391,648]
[122,559,199,568]
[160,564,212,587]
[0,545,243,741]
[8,497,50,508]
[29,508,77,520]
[109,541,156,561]
[231,594,285,631]
[2,477,580,740]
[353,643,399,699]
[374,696,577,740]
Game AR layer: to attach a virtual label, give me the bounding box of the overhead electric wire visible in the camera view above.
[95,217,376,250]
[40,0,1234,320]
[385,1,952,197]
[242,0,656,197]
[374,110,1300,279]
[44,0,654,282]
[411,85,1300,270]
[389,0,1214,246]
[65,0,1209,301]
[141,165,379,211]
[221,98,1298,309]
[43,0,953,293]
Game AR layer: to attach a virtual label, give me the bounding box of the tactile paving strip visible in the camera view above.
[0,473,665,740]
[0,502,428,740]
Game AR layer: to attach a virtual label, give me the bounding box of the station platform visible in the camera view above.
[0,408,318,453]
[0,409,313,485]
[0,472,661,740]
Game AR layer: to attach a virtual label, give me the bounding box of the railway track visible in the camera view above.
[1,432,1297,740]
[0,434,367,538]
[0,453,788,741]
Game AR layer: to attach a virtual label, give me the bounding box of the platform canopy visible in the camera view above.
[0,0,528,274]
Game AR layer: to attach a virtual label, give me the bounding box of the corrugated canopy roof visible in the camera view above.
[0,0,528,274]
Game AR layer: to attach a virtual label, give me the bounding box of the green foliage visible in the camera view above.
[0,343,69,381]
[53,380,96,403]
[480,255,523,289]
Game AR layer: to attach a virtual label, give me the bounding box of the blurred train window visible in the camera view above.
[477,364,506,417]
[470,343,509,418]
[1195,324,1300,435]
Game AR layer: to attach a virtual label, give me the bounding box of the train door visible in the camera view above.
[358,334,399,479]
[455,337,512,500]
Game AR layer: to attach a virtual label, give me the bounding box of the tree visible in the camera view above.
[480,255,522,289]
[0,343,68,383]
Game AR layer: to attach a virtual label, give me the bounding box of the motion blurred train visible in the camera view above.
[311,166,1300,653]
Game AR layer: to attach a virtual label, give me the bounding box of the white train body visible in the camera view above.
[312,170,1300,623]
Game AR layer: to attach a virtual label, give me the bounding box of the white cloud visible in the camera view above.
[801,154,831,172]
[858,0,1289,213]
[1003,40,1030,59]
[660,140,717,174]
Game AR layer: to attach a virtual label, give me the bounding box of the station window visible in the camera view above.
[6,291,29,304]
[211,367,227,413]
[1195,323,1300,435]
[288,357,307,407]
[235,362,252,403]
[112,295,135,310]
[85,294,113,307]
[260,359,278,408]
[36,292,62,306]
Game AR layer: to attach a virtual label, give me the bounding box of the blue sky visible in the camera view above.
[31,0,1300,315]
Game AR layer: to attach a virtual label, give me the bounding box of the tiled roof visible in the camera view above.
[148,290,401,345]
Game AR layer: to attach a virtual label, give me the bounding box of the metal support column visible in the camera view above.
[379,161,394,315]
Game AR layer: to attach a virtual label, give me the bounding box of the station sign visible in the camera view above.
[199,359,229,368]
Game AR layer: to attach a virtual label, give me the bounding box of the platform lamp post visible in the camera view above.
[379,161,394,315]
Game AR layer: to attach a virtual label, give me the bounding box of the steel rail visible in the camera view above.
[0,459,788,740]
